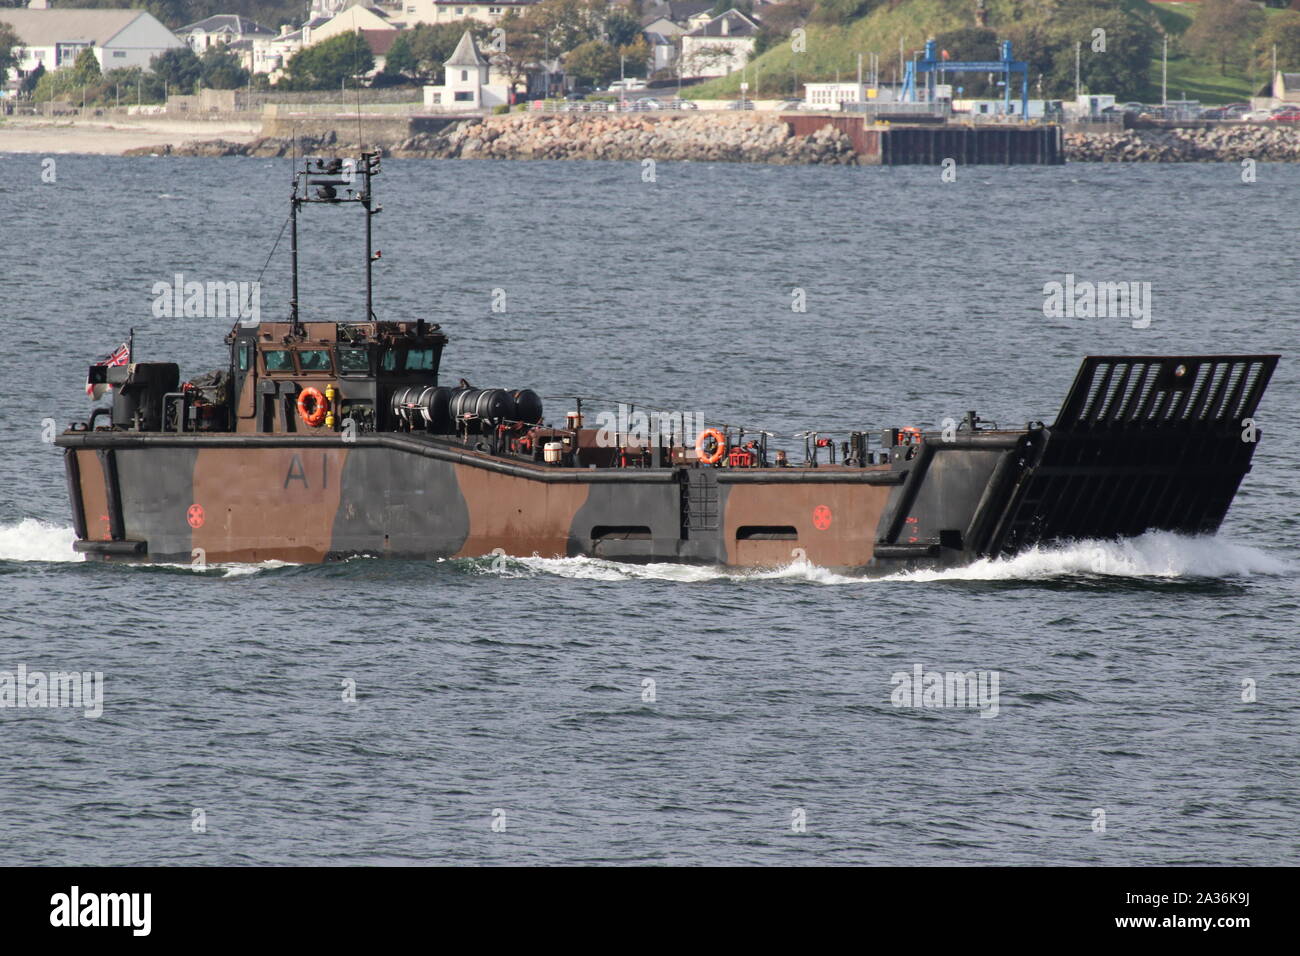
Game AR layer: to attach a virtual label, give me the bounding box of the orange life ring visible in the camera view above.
[297,386,328,427]
[897,426,923,446]
[696,427,727,465]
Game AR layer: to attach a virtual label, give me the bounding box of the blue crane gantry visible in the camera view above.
[901,39,1029,118]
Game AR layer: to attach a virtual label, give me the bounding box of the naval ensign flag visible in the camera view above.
[86,340,131,400]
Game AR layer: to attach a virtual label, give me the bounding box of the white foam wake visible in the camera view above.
[0,520,1283,583]
[474,532,1288,585]
[491,553,863,585]
[0,519,82,563]
[888,531,1289,582]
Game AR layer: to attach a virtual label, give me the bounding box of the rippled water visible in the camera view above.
[0,157,1296,865]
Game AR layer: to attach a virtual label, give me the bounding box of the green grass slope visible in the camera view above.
[1140,1,1282,103]
[689,0,976,99]
[690,0,1281,104]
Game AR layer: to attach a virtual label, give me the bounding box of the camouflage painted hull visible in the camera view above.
[57,349,1279,574]
[59,431,913,569]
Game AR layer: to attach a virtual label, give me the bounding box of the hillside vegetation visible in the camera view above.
[691,0,1298,104]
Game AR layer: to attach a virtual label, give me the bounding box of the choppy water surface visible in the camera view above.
[0,156,1296,865]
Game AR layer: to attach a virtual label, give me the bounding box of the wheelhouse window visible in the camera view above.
[298,349,332,372]
[337,347,369,373]
[381,348,401,372]
[238,342,252,371]
[405,348,436,371]
[264,349,294,372]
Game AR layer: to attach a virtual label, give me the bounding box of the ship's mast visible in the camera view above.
[290,179,300,331]
[289,150,383,334]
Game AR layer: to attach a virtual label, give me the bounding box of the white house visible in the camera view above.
[250,24,304,78]
[0,8,185,81]
[398,0,534,27]
[679,9,758,79]
[177,15,275,54]
[422,29,509,111]
[309,7,399,77]
[249,18,331,79]
[645,31,676,75]
[308,4,396,45]
[252,7,396,80]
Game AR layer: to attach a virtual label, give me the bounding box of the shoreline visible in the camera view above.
[0,117,261,155]
[5,113,1300,163]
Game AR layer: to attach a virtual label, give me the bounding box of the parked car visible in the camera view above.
[1242,108,1275,122]
[1201,107,1227,120]
[1270,108,1300,123]
[673,99,698,110]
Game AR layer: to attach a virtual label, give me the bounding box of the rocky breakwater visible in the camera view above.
[390,112,858,165]
[1066,124,1300,162]
[123,131,348,157]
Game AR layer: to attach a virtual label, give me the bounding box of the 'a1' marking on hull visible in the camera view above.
[284,453,329,490]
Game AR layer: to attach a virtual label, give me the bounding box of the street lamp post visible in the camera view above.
[1074,41,1081,101]
[1162,36,1168,106]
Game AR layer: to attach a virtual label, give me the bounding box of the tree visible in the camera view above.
[1184,0,1266,74]
[681,43,738,78]
[72,47,102,86]
[1258,10,1300,74]
[20,62,44,96]
[931,27,1000,97]
[381,30,419,79]
[150,47,202,94]
[200,47,249,89]
[51,0,303,33]
[0,23,18,90]
[710,0,753,14]
[519,0,606,58]
[102,65,144,102]
[282,31,374,90]
[757,0,812,35]
[405,21,492,83]
[485,16,539,92]
[617,36,651,78]
[809,0,880,26]
[604,7,641,48]
[564,38,619,86]
[1003,2,1158,100]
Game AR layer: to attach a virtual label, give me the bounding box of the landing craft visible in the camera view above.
[55,153,1279,571]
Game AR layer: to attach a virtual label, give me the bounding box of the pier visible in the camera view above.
[784,114,1064,165]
